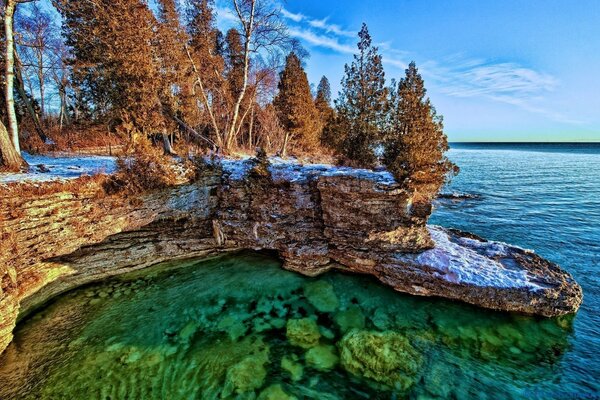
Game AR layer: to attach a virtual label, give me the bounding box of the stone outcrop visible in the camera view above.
[0,157,582,354]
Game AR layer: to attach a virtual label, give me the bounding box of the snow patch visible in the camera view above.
[220,157,397,186]
[396,226,544,291]
[0,153,117,183]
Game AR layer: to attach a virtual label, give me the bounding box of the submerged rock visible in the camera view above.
[338,329,422,391]
[304,281,339,313]
[222,355,268,397]
[286,318,321,349]
[281,355,304,381]
[305,344,339,371]
[257,384,297,400]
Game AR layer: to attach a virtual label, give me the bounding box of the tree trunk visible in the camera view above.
[226,0,255,152]
[14,49,47,142]
[0,120,25,171]
[4,0,21,154]
[281,132,290,157]
[162,131,176,155]
[248,104,255,148]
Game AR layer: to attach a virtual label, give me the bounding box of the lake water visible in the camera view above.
[0,143,598,399]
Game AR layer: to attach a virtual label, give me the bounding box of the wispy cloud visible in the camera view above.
[281,8,305,22]
[287,27,355,54]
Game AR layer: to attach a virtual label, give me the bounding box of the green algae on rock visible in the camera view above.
[338,329,423,391]
[286,318,321,348]
[305,344,339,371]
[222,353,269,397]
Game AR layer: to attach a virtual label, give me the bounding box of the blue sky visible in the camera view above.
[217,0,600,142]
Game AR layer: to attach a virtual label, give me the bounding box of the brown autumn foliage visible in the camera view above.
[273,52,322,156]
[2,2,453,196]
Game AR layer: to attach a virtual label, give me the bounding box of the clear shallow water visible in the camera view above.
[0,143,598,399]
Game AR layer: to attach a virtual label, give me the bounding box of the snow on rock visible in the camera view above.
[219,156,398,186]
[0,153,117,184]
[396,226,545,291]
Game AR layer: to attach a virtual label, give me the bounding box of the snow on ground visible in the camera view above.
[396,226,545,291]
[0,153,117,184]
[220,156,398,186]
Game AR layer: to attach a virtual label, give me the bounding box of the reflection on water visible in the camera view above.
[0,252,574,399]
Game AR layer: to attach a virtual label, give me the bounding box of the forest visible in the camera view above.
[0,0,454,196]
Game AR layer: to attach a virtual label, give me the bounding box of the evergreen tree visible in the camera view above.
[56,0,164,139]
[315,75,332,109]
[384,62,455,195]
[333,23,388,167]
[273,52,322,156]
[315,75,336,148]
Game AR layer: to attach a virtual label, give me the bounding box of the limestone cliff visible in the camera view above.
[0,157,582,354]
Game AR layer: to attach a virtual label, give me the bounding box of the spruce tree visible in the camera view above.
[384,62,455,195]
[273,52,322,156]
[334,23,388,167]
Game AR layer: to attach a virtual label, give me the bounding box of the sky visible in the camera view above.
[216,0,600,142]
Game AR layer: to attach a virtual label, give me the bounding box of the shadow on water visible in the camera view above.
[0,251,575,399]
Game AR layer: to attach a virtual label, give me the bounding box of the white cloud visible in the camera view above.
[281,8,305,22]
[287,27,355,54]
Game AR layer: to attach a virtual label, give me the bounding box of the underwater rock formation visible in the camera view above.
[0,157,582,354]
[338,329,423,391]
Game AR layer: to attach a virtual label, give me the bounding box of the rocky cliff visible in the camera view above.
[0,157,582,354]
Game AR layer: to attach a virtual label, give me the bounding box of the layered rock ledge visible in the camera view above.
[0,157,582,354]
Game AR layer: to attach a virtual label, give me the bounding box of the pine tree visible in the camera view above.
[384,61,455,196]
[333,23,388,167]
[56,0,164,139]
[315,75,336,148]
[273,52,322,156]
[315,75,333,120]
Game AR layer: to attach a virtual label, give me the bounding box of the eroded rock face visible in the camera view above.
[0,157,583,354]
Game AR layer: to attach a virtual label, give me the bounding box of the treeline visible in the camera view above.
[0,0,454,195]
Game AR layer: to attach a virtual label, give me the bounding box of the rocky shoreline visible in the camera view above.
[0,157,583,354]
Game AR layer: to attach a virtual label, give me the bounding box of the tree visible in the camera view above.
[314,75,334,146]
[273,52,321,156]
[315,75,331,111]
[384,61,455,196]
[223,0,289,152]
[333,23,388,167]
[155,0,190,154]
[1,0,32,170]
[55,0,165,142]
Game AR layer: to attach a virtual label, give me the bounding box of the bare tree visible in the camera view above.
[1,0,35,169]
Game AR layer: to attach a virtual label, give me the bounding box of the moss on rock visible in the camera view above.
[305,344,339,371]
[222,354,268,397]
[338,329,422,391]
[286,318,321,348]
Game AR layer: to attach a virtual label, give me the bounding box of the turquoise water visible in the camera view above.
[433,142,600,397]
[0,143,598,399]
